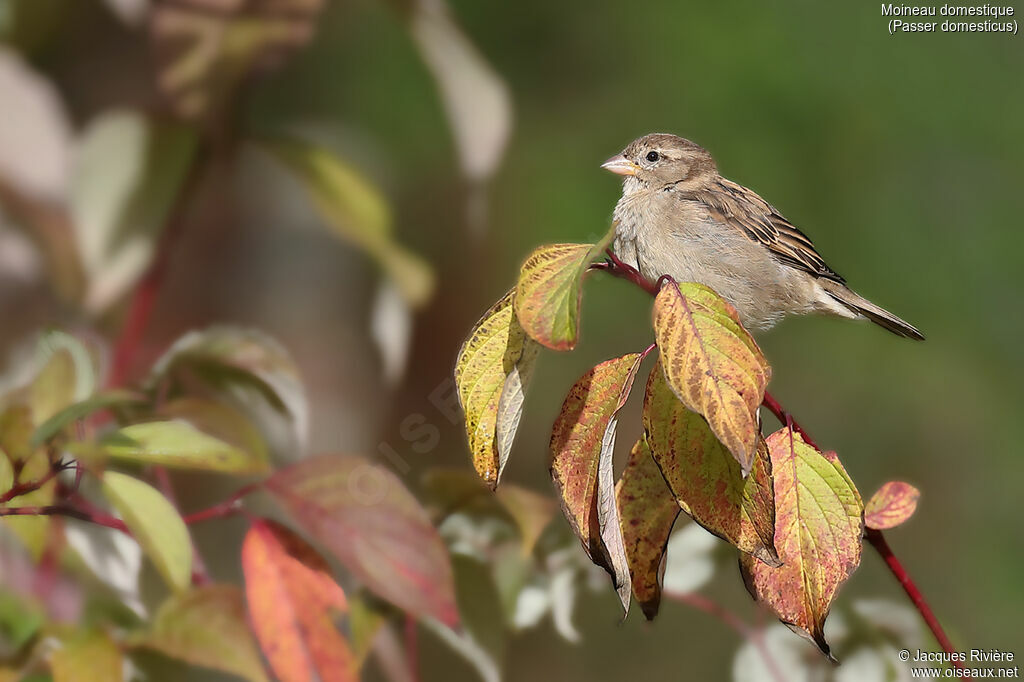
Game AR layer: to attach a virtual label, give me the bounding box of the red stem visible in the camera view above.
[0,504,129,534]
[596,256,965,673]
[866,528,965,673]
[180,483,260,524]
[0,463,66,505]
[107,147,206,388]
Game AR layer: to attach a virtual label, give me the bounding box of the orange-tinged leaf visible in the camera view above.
[134,585,269,682]
[550,353,645,613]
[242,519,354,682]
[265,455,459,626]
[615,437,680,620]
[514,238,608,351]
[643,363,777,565]
[455,289,539,488]
[865,481,920,530]
[740,428,864,658]
[652,281,770,472]
[51,629,123,682]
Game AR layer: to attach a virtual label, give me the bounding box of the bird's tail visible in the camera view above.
[819,280,925,341]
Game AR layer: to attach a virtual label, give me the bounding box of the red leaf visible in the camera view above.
[615,437,680,619]
[549,353,644,612]
[865,481,920,530]
[264,455,459,626]
[242,519,354,682]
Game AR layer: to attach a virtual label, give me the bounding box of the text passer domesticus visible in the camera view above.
[604,133,924,340]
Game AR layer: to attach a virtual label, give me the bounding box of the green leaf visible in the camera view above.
[1,447,55,558]
[455,290,539,489]
[31,390,144,448]
[514,230,613,351]
[257,135,435,308]
[549,352,645,613]
[652,281,770,472]
[30,330,96,426]
[157,397,269,468]
[50,629,123,682]
[70,110,198,312]
[643,361,778,565]
[740,427,864,658]
[265,454,459,627]
[148,326,307,454]
[98,420,266,474]
[132,585,269,682]
[102,470,191,593]
[614,437,680,619]
[865,481,920,530]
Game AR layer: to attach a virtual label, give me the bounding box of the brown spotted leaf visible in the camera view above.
[652,281,770,472]
[740,427,864,658]
[265,455,459,627]
[242,519,354,682]
[643,362,777,565]
[550,352,645,613]
[514,235,610,351]
[865,481,920,530]
[614,436,679,620]
[455,289,539,489]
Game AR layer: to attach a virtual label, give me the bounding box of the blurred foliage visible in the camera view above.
[0,0,1021,680]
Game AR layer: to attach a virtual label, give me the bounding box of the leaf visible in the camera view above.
[97,420,266,474]
[0,450,12,498]
[455,290,539,489]
[242,519,354,682]
[265,454,459,626]
[63,521,144,617]
[865,481,920,530]
[257,135,434,308]
[614,437,680,619]
[151,0,325,121]
[514,235,612,351]
[651,281,770,472]
[133,585,269,682]
[148,326,308,452]
[643,362,778,564]
[31,389,143,448]
[70,110,198,312]
[158,397,269,467]
[398,0,510,182]
[549,352,645,613]
[740,427,864,658]
[101,470,191,593]
[50,629,123,682]
[1,447,55,558]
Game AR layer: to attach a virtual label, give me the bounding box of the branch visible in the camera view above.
[107,145,209,388]
[664,591,786,682]
[594,255,966,674]
[0,503,129,534]
[180,483,260,524]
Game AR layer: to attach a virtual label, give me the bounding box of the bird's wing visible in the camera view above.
[686,178,846,284]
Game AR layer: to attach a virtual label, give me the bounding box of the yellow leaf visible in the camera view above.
[102,471,192,592]
[455,290,538,489]
[51,629,123,682]
[740,428,863,658]
[652,281,770,473]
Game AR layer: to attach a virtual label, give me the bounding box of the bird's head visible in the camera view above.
[602,133,716,194]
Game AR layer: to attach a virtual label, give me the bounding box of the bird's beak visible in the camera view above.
[601,154,640,177]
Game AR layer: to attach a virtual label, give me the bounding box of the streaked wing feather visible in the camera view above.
[686,178,846,284]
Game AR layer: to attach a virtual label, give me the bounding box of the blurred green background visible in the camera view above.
[1,0,1022,679]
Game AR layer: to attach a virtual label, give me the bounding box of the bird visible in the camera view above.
[603,133,924,340]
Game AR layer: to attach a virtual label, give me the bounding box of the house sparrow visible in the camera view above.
[603,133,923,340]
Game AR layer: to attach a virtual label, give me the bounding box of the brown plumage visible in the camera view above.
[603,133,924,340]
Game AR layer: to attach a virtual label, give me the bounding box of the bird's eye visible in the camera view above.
[646,151,660,163]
